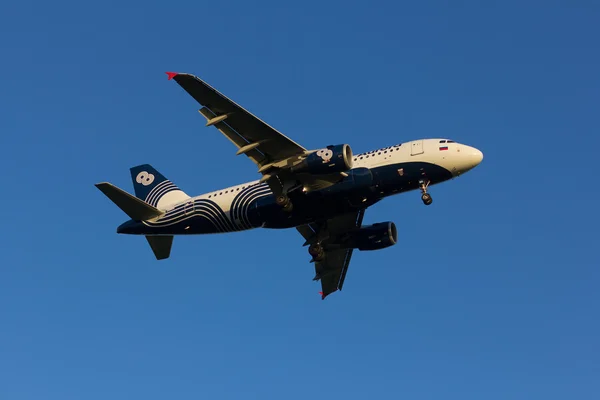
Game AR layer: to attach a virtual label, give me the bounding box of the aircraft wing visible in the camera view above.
[167,72,306,166]
[296,209,366,299]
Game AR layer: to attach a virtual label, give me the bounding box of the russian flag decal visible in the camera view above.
[439,146,448,151]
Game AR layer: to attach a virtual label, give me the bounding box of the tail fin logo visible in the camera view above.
[130,164,190,209]
[136,171,155,186]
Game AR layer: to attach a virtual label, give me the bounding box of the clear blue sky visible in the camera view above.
[1,1,598,399]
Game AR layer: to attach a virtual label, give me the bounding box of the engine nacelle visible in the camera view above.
[292,144,353,175]
[344,222,397,251]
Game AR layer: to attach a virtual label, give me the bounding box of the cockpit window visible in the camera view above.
[447,140,455,143]
[439,140,446,143]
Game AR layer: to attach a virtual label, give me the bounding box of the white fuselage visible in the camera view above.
[158,138,483,214]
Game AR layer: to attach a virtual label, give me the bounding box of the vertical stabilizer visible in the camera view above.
[130,164,190,210]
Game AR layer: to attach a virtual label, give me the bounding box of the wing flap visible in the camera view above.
[296,224,316,246]
[197,107,264,165]
[302,209,366,299]
[316,248,353,299]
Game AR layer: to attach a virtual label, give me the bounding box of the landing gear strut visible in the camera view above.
[308,243,325,261]
[275,194,293,212]
[419,180,432,206]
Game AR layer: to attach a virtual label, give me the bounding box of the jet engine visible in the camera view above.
[291,144,353,175]
[344,222,397,251]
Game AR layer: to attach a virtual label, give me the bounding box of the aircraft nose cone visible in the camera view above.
[455,145,483,175]
[471,147,483,166]
[462,145,483,168]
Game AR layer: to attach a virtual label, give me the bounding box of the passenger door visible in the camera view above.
[410,140,424,156]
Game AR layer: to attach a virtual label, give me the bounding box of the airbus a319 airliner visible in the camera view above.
[96,72,484,299]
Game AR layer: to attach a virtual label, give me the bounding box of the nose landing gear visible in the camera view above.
[419,180,432,205]
[421,193,432,205]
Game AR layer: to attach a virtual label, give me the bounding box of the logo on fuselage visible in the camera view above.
[136,171,155,186]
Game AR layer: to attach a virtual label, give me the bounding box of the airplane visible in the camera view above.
[96,71,484,299]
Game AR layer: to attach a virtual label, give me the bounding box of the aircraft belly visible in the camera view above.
[255,162,453,229]
[142,162,453,233]
[371,162,453,194]
[255,191,369,229]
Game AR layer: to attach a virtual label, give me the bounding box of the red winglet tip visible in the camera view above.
[165,71,178,80]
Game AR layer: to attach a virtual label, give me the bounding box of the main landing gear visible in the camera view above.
[419,180,433,206]
[308,243,325,262]
[275,194,293,212]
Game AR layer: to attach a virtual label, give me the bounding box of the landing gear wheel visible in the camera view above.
[275,195,293,212]
[275,195,287,206]
[421,193,433,205]
[308,243,325,261]
[419,180,432,205]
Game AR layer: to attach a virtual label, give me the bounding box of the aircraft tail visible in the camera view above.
[130,164,190,210]
[95,182,174,260]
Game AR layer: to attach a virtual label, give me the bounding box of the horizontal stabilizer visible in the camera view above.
[95,182,164,221]
[145,236,173,260]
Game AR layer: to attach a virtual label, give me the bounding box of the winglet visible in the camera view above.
[165,71,178,80]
